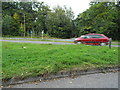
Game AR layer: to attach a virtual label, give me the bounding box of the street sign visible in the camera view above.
[30,30,32,34]
[41,30,44,40]
[30,30,32,39]
[41,30,44,34]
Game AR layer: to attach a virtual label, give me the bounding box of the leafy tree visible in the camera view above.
[2,15,13,36]
[2,2,19,17]
[35,2,50,36]
[46,6,75,38]
[3,14,20,36]
[2,1,119,40]
[75,2,119,40]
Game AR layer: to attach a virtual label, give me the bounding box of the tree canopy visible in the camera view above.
[2,1,119,40]
[46,6,75,38]
[75,2,119,40]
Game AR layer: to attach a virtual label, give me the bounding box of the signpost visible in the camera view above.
[41,30,44,40]
[30,30,32,39]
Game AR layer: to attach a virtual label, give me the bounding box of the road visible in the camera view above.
[3,37,74,41]
[1,39,120,47]
[5,72,119,88]
[1,40,73,45]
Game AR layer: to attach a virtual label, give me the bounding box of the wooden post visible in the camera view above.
[109,38,112,49]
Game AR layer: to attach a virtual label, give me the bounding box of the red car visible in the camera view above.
[74,33,110,46]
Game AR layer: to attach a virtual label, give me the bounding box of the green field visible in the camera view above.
[2,42,119,80]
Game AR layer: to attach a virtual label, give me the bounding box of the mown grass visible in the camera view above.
[2,42,119,80]
[112,43,120,45]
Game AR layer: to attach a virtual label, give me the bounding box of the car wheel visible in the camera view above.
[100,43,106,46]
[77,41,82,44]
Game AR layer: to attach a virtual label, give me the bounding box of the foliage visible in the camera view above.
[2,2,50,37]
[3,15,20,36]
[2,1,119,40]
[2,2,75,38]
[46,6,75,38]
[75,2,119,40]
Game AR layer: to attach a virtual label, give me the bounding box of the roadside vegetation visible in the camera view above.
[2,1,120,40]
[2,34,61,39]
[2,42,119,80]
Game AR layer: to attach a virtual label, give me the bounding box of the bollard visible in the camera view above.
[109,38,112,49]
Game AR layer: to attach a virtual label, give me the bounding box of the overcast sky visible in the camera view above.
[37,0,91,18]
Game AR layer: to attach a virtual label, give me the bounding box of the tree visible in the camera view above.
[75,2,119,40]
[2,2,19,17]
[2,2,39,36]
[46,6,75,38]
[35,2,50,36]
[3,14,20,36]
[3,15,13,36]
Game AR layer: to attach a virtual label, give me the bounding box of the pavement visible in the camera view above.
[4,72,119,88]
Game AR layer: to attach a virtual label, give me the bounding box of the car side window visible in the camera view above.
[84,35,91,38]
[92,35,105,38]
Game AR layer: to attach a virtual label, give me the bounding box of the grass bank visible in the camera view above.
[2,42,119,80]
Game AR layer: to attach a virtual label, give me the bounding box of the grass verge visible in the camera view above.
[3,35,61,39]
[112,43,120,45]
[2,42,119,80]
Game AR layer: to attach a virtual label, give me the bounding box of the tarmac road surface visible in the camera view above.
[1,40,120,47]
[4,72,119,88]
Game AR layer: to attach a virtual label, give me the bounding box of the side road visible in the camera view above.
[4,71,119,88]
[1,40,120,47]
